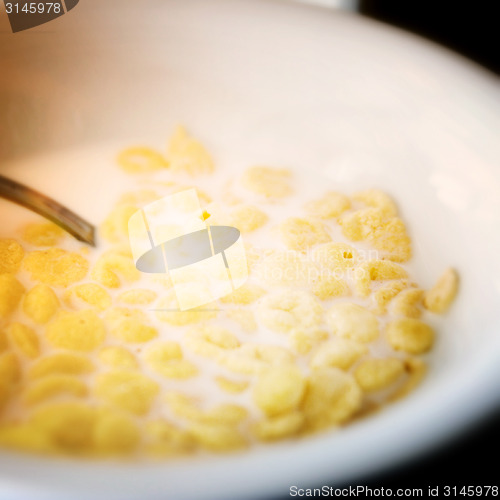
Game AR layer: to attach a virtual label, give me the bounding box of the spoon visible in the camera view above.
[0,174,96,246]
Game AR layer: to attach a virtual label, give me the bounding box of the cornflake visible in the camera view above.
[6,323,40,359]
[46,310,106,351]
[22,222,64,247]
[242,166,292,198]
[279,217,331,251]
[327,303,379,343]
[354,358,405,392]
[0,239,24,274]
[23,284,60,324]
[95,371,159,415]
[0,274,24,319]
[423,268,459,314]
[305,191,351,219]
[386,318,435,354]
[23,248,88,287]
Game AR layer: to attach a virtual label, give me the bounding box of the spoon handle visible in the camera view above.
[0,174,95,246]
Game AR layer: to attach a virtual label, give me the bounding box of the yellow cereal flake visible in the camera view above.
[312,276,350,300]
[188,422,247,452]
[31,402,96,451]
[0,274,24,319]
[165,392,202,421]
[28,353,95,379]
[185,325,240,360]
[0,330,8,353]
[313,243,358,271]
[389,357,427,401]
[352,189,398,217]
[0,352,21,385]
[339,208,412,262]
[391,288,424,318]
[118,189,160,205]
[0,381,10,410]
[371,280,408,314]
[117,146,168,173]
[22,222,64,246]
[242,166,292,198]
[230,205,269,232]
[221,343,294,375]
[144,342,198,379]
[226,309,258,333]
[289,329,328,355]
[91,250,140,288]
[152,360,199,379]
[105,307,146,325]
[253,411,304,441]
[327,303,379,343]
[22,375,88,406]
[118,289,157,305]
[23,248,89,287]
[167,394,245,425]
[309,339,368,371]
[354,358,405,392]
[257,290,323,334]
[356,260,408,297]
[253,366,305,417]
[155,292,217,326]
[244,243,265,269]
[23,284,59,324]
[215,376,249,394]
[63,283,111,312]
[220,283,265,305]
[145,341,182,362]
[305,192,351,219]
[98,346,138,370]
[93,412,140,453]
[386,318,435,354]
[0,424,52,453]
[95,371,159,415]
[0,239,24,273]
[101,204,138,243]
[279,217,331,251]
[301,368,362,430]
[108,311,158,343]
[6,323,39,359]
[144,420,194,455]
[167,125,214,175]
[423,268,459,314]
[201,404,248,426]
[46,310,106,351]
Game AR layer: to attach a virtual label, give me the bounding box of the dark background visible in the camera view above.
[360,0,500,75]
[355,0,500,491]
[359,407,500,490]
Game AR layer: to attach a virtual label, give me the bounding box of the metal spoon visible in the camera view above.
[0,174,96,246]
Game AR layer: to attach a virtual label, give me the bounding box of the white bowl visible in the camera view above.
[1,1,499,499]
